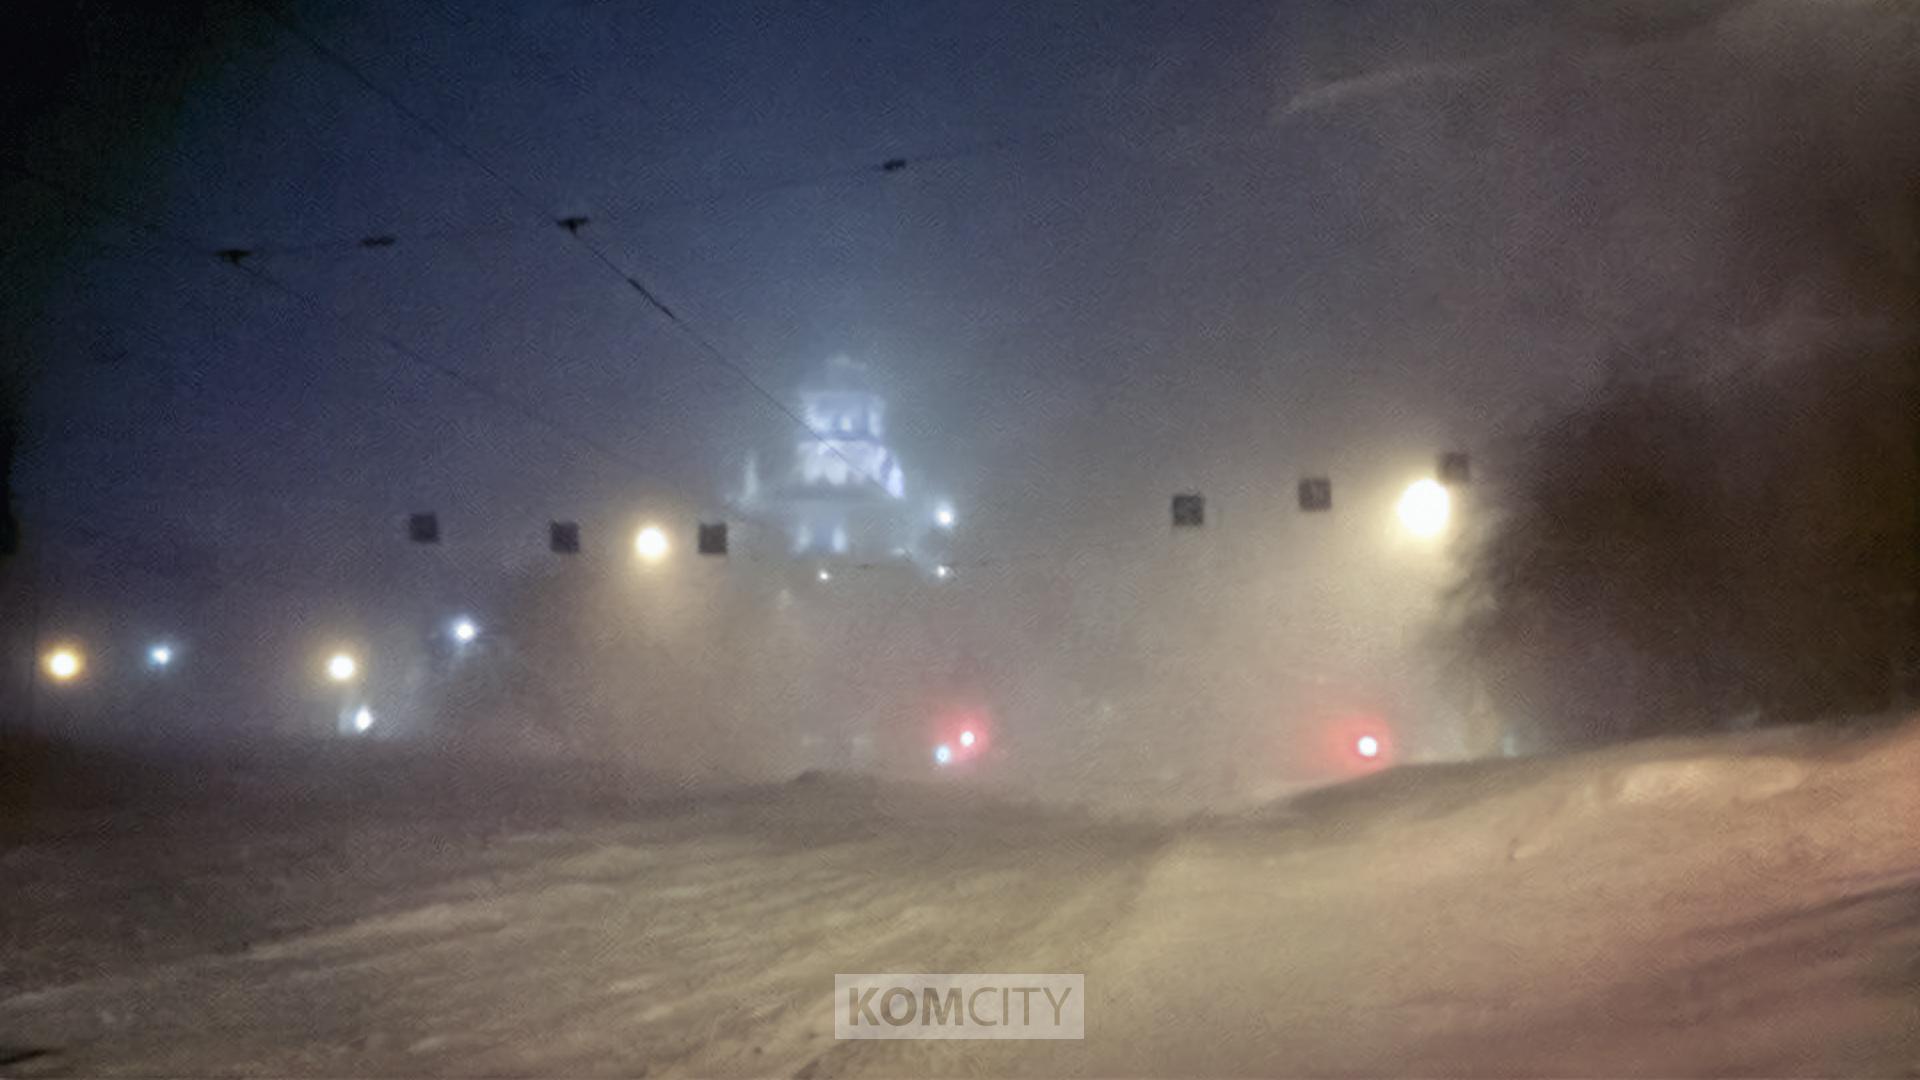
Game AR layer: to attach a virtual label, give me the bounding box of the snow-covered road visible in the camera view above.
[4,722,1919,1076]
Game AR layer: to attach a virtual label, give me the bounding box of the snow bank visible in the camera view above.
[1263,716,1920,872]
[1077,717,1920,1076]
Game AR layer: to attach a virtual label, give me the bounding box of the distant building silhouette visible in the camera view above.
[734,355,945,566]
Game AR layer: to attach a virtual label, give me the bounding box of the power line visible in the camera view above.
[229,258,656,477]
[242,220,531,260]
[13,28,1062,521]
[580,127,1076,229]
[560,220,900,491]
[183,131,1071,262]
[11,159,1436,581]
[8,160,685,500]
[245,0,910,510]
[245,0,551,216]
[29,168,1140,574]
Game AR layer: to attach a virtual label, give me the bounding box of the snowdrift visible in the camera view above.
[1082,717,1920,1075]
[1269,716,1920,862]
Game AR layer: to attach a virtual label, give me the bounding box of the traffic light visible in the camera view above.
[408,512,440,544]
[549,521,581,555]
[698,522,728,556]
[1171,493,1205,528]
[1439,452,1471,486]
[1298,477,1332,512]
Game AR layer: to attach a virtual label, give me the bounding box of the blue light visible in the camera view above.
[933,743,953,766]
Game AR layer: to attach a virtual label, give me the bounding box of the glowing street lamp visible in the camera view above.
[148,644,174,670]
[43,646,83,683]
[1396,478,1452,539]
[451,618,478,644]
[933,743,954,766]
[935,504,956,529]
[959,730,976,749]
[326,652,359,684]
[634,525,670,563]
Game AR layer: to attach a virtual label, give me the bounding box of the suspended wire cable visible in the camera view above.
[10,160,1331,580]
[246,1,552,216]
[243,219,531,260]
[229,258,662,479]
[13,21,1070,529]
[105,129,1081,263]
[576,127,1077,227]
[559,221,898,487]
[7,159,681,499]
[243,0,909,509]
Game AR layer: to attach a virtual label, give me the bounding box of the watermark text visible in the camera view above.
[834,974,1084,1040]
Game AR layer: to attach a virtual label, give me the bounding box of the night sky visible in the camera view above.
[5,0,1916,758]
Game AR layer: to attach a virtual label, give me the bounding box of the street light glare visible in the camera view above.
[326,652,359,683]
[935,504,956,528]
[634,525,670,562]
[452,618,478,643]
[149,644,174,668]
[1397,478,1452,539]
[44,647,83,682]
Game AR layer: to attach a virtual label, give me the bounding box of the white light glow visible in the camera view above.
[933,743,953,765]
[935,564,953,580]
[935,505,955,528]
[634,525,670,562]
[45,648,83,682]
[1356,734,1381,760]
[818,568,833,583]
[327,653,359,683]
[959,730,976,748]
[148,644,174,668]
[1397,478,1452,539]
[353,706,375,733]
[452,618,478,643]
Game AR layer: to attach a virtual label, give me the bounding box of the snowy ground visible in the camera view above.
[3,721,1919,1077]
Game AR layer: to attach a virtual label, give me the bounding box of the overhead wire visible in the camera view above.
[112,128,1080,263]
[6,159,689,495]
[10,156,1056,575]
[230,258,657,477]
[15,15,1328,582]
[11,151,1360,584]
[242,0,914,511]
[11,16,1093,535]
